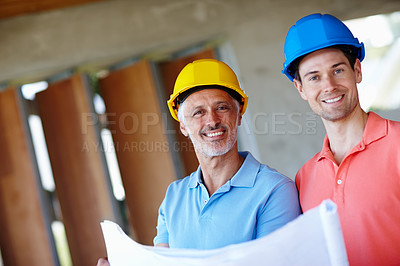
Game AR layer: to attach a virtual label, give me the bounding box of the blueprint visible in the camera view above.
[101,199,348,266]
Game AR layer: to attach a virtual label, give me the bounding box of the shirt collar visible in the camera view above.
[317,112,387,161]
[362,112,387,145]
[317,136,332,161]
[188,166,202,188]
[187,151,259,188]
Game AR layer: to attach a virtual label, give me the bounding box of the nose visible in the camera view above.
[205,110,221,128]
[322,75,337,93]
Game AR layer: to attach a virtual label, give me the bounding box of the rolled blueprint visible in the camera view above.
[101,199,348,266]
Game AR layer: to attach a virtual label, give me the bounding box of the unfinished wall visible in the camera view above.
[1,0,400,180]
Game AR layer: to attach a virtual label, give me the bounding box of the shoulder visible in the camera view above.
[256,162,296,191]
[237,152,296,193]
[165,166,202,193]
[366,113,400,151]
[295,153,321,183]
[370,112,400,135]
[166,174,192,192]
[387,118,400,134]
[299,152,320,169]
[162,174,195,207]
[241,152,291,183]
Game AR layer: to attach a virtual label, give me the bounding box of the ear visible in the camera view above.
[179,121,189,137]
[294,79,308,101]
[354,59,362,84]
[237,113,242,126]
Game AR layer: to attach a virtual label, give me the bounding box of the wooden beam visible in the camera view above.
[0,0,109,20]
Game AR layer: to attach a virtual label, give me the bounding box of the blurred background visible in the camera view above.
[1,0,400,265]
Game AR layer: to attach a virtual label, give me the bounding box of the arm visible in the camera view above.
[256,180,301,238]
[153,198,170,246]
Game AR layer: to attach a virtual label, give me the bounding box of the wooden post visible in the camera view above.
[0,87,56,265]
[36,74,115,266]
[99,60,175,245]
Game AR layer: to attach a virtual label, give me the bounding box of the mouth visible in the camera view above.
[201,124,228,139]
[204,130,225,138]
[323,95,344,104]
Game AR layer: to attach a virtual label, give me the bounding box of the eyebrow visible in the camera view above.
[190,105,204,112]
[303,61,347,79]
[188,100,231,113]
[303,70,318,79]
[332,62,346,68]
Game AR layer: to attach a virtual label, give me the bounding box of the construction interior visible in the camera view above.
[1,0,400,265]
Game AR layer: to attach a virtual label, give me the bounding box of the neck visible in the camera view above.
[322,107,368,165]
[197,146,244,196]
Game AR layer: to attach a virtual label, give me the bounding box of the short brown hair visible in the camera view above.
[291,45,358,83]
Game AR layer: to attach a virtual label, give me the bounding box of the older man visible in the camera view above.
[97,59,300,265]
[154,59,300,249]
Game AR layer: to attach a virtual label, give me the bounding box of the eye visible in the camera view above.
[216,104,230,112]
[192,109,204,117]
[334,68,343,75]
[309,75,318,81]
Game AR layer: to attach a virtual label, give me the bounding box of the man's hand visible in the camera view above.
[96,257,110,266]
[155,243,170,248]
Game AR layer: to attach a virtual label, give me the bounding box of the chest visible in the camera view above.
[298,148,400,212]
[166,187,261,249]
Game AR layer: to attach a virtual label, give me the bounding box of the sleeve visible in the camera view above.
[153,198,169,246]
[256,179,301,238]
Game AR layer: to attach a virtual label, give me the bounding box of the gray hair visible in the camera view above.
[177,100,187,124]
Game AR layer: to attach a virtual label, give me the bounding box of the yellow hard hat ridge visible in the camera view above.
[167,59,248,121]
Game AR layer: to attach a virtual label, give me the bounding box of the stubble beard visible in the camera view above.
[188,125,238,158]
[316,92,359,122]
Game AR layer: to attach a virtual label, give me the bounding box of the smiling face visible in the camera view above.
[178,88,242,158]
[294,48,362,122]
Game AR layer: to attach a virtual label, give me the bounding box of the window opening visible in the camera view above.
[28,114,55,192]
[51,221,72,266]
[21,81,48,100]
[345,11,400,112]
[93,93,126,201]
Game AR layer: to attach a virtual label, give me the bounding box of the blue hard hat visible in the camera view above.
[282,13,365,82]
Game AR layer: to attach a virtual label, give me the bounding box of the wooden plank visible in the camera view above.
[0,87,55,265]
[36,74,114,266]
[158,49,216,176]
[99,60,175,245]
[0,0,109,20]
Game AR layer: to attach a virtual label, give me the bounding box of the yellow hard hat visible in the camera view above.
[167,59,248,121]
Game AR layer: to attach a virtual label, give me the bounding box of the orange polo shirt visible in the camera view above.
[296,112,400,266]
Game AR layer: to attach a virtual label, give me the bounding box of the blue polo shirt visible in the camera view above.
[153,151,301,249]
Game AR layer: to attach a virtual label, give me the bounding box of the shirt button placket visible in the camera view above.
[334,170,345,204]
[199,184,210,215]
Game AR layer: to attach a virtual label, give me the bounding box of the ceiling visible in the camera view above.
[2,0,400,87]
[0,0,108,20]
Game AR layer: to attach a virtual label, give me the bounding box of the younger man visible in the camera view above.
[282,13,400,266]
